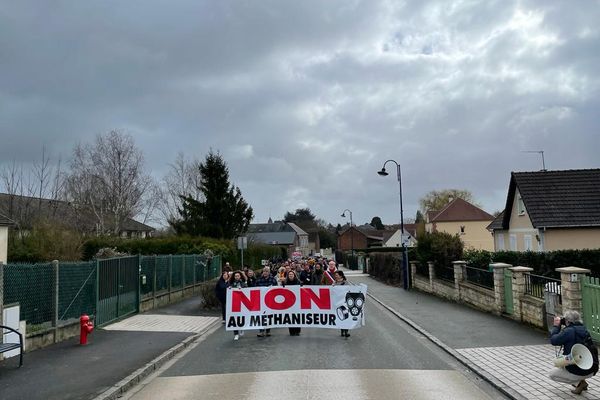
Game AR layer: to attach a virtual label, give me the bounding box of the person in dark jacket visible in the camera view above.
[228,271,248,341]
[256,267,278,337]
[311,263,324,285]
[215,271,230,323]
[549,310,595,394]
[333,271,350,338]
[283,270,302,336]
[299,263,313,286]
[246,269,257,287]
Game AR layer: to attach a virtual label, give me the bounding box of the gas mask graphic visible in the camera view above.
[336,291,365,321]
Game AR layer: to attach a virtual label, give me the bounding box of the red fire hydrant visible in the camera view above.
[80,314,94,345]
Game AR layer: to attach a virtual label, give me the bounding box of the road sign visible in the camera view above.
[237,236,247,250]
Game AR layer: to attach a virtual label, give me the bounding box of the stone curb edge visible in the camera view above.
[367,292,527,400]
[93,320,221,400]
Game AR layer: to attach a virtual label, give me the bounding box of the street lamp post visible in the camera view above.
[340,209,354,260]
[377,160,410,290]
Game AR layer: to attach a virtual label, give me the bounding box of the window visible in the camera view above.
[496,234,505,251]
[460,225,465,235]
[509,234,517,251]
[517,196,525,215]
[524,235,532,251]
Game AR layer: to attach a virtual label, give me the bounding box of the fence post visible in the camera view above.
[490,262,511,316]
[168,255,173,303]
[192,256,197,295]
[556,266,590,316]
[510,266,533,321]
[427,261,435,292]
[410,261,418,287]
[452,261,466,301]
[152,257,157,310]
[53,260,59,343]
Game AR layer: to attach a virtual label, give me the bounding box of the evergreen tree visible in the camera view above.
[370,216,384,230]
[170,150,253,239]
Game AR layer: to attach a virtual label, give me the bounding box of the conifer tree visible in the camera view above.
[171,150,253,239]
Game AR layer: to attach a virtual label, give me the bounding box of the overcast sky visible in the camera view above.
[1,1,599,228]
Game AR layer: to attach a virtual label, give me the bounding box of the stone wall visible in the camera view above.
[458,282,496,312]
[520,295,546,329]
[404,261,589,334]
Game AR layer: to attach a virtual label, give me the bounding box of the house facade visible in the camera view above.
[382,225,418,248]
[0,213,14,263]
[426,198,495,251]
[246,221,310,257]
[337,225,384,251]
[488,169,600,252]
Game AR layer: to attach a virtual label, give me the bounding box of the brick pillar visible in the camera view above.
[427,261,435,292]
[453,261,466,301]
[510,266,533,321]
[556,266,590,316]
[410,261,418,287]
[490,262,512,315]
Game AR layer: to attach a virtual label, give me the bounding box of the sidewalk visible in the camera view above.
[0,297,220,400]
[345,270,599,400]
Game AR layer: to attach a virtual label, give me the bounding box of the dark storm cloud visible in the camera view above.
[1,0,598,226]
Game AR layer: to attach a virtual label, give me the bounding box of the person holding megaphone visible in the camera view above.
[550,310,598,394]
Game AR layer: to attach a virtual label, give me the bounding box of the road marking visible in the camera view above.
[129,369,499,400]
[103,315,220,333]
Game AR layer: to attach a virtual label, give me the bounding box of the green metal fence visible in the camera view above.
[139,254,221,300]
[2,254,221,334]
[582,275,600,341]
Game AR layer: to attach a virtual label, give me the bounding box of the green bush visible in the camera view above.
[368,253,402,284]
[415,232,463,268]
[8,221,84,262]
[463,248,600,277]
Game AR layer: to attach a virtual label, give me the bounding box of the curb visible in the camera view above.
[93,320,220,400]
[367,292,527,400]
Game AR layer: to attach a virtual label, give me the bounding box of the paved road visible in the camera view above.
[123,291,510,400]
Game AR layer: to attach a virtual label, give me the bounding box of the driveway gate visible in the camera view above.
[96,255,140,326]
[582,275,600,341]
[504,268,514,315]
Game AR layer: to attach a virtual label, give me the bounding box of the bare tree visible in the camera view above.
[157,152,204,224]
[66,130,151,235]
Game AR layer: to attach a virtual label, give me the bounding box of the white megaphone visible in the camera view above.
[554,344,593,369]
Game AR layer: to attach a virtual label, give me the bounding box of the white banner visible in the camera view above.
[225,284,367,331]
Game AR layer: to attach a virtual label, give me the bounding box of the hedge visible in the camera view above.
[82,236,286,269]
[463,249,600,277]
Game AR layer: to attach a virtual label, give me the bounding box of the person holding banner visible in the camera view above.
[215,271,230,323]
[333,271,350,338]
[256,267,278,337]
[229,271,247,341]
[321,260,337,285]
[283,270,302,336]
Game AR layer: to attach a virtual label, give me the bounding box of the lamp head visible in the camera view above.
[341,212,346,217]
[377,168,389,176]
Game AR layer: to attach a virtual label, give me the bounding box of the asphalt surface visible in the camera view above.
[350,276,548,349]
[124,289,508,400]
[0,298,216,400]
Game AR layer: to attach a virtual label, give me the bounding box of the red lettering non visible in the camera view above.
[300,287,331,310]
[264,288,295,310]
[231,289,261,312]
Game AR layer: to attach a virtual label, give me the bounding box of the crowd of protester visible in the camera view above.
[215,257,349,341]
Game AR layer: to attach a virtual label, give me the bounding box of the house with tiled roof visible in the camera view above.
[0,193,154,239]
[426,198,495,250]
[488,169,600,252]
[337,224,384,251]
[247,221,310,257]
[382,223,418,248]
[0,212,15,263]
